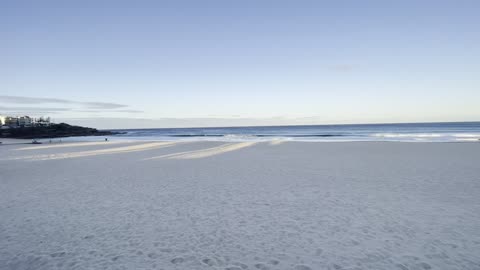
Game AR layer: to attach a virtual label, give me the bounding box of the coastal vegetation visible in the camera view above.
[0,123,117,139]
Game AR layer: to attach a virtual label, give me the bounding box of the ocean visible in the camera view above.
[104,122,480,142]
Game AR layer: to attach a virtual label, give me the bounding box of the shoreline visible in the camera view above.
[2,122,479,143]
[2,136,479,145]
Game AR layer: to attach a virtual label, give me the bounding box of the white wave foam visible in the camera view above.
[372,133,443,138]
[368,132,480,143]
[16,141,128,150]
[455,138,480,142]
[452,133,480,138]
[269,140,286,145]
[11,142,179,161]
[145,142,257,160]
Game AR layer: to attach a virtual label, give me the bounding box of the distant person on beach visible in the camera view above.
[105,138,108,142]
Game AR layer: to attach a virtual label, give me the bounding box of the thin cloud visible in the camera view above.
[81,102,127,109]
[74,109,144,113]
[0,95,128,109]
[111,109,144,113]
[0,111,62,115]
[0,96,72,104]
[0,106,71,112]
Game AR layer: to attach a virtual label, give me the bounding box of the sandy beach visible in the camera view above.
[1,140,479,270]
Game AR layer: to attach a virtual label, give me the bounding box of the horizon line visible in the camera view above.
[102,120,480,131]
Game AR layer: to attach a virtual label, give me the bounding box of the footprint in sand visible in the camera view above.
[171,257,185,264]
[416,262,432,269]
[111,255,122,261]
[202,258,217,266]
[147,252,158,259]
[254,263,270,270]
[50,252,66,258]
[268,259,280,265]
[294,265,312,270]
[231,262,249,269]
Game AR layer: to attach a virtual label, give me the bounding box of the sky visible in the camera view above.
[1,0,479,129]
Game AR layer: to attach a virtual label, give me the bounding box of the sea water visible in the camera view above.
[104,122,480,142]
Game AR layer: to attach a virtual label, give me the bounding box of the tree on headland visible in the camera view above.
[0,123,118,139]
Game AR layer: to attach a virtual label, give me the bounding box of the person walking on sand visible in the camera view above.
[105,138,108,142]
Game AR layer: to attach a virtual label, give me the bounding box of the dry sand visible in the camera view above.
[1,141,479,270]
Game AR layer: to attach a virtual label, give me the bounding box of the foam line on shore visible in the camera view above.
[145,142,257,160]
[9,142,179,161]
[16,141,129,150]
[269,140,286,145]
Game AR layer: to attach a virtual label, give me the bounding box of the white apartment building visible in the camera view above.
[18,116,33,127]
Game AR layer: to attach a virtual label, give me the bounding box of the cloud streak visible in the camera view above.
[74,109,144,113]
[0,95,144,116]
[0,95,128,109]
[0,106,71,112]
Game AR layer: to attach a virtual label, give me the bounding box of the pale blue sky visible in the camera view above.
[1,0,479,128]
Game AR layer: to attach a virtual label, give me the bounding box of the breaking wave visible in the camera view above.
[96,122,480,142]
